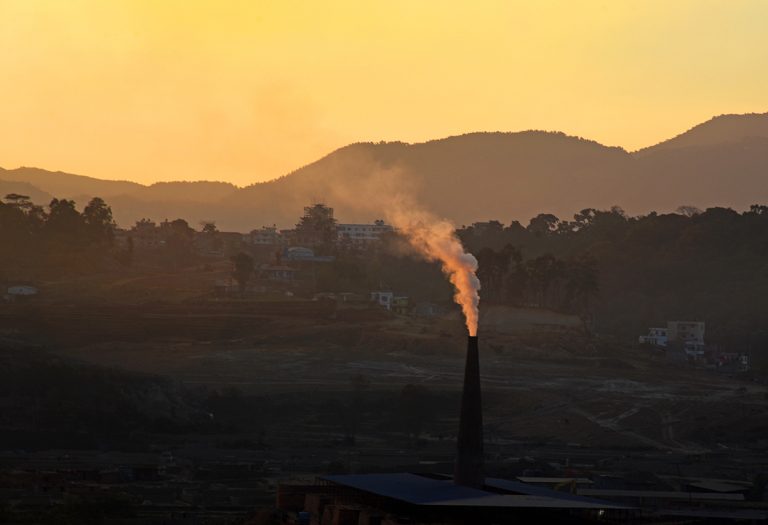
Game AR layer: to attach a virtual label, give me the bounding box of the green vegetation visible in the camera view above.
[0,194,118,278]
[294,203,338,254]
[457,205,768,356]
[3,191,767,361]
[231,251,255,292]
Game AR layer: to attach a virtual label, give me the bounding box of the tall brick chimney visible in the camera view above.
[454,335,484,487]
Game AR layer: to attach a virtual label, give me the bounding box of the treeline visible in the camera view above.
[457,205,768,353]
[475,246,598,323]
[0,194,121,277]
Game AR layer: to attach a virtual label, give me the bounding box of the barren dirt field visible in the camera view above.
[5,302,766,471]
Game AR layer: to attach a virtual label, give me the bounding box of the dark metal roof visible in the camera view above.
[322,473,629,510]
[516,477,593,484]
[484,477,613,505]
[660,508,767,520]
[425,494,626,509]
[323,473,488,505]
[577,489,745,501]
[686,480,751,493]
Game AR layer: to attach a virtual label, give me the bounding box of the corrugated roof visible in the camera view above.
[516,477,593,484]
[577,489,745,501]
[323,473,487,505]
[661,508,767,520]
[426,494,623,509]
[686,480,751,493]
[484,477,610,505]
[322,473,629,510]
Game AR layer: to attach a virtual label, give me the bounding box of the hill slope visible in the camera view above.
[636,112,768,155]
[3,112,768,230]
[0,167,142,199]
[222,131,633,228]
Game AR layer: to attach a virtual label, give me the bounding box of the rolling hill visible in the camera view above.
[0,166,142,199]
[636,112,768,155]
[2,112,767,231]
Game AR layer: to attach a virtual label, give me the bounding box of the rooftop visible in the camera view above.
[322,473,629,510]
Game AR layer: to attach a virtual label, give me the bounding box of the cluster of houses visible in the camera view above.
[116,209,394,259]
[250,220,393,247]
[639,321,750,371]
[4,203,431,315]
[113,204,427,315]
[111,205,433,313]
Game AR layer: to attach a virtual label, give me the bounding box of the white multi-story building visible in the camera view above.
[639,321,705,355]
[639,327,668,347]
[666,321,705,346]
[667,320,706,356]
[337,220,393,245]
[248,225,282,245]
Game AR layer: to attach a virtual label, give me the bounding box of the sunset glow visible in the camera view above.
[2,0,767,184]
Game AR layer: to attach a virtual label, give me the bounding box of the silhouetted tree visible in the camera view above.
[456,204,768,359]
[82,197,116,245]
[231,252,255,293]
[163,218,195,269]
[527,213,560,236]
[295,203,337,253]
[477,244,520,303]
[676,205,702,217]
[572,208,598,231]
[563,255,599,329]
[45,198,85,243]
[200,221,218,234]
[4,193,44,221]
[525,254,564,307]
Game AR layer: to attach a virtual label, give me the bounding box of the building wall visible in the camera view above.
[639,327,668,347]
[249,226,282,245]
[667,321,705,344]
[337,220,393,244]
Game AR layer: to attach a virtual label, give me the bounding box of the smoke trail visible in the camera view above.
[318,159,481,334]
[387,203,481,336]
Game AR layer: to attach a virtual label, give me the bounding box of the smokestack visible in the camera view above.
[454,335,484,487]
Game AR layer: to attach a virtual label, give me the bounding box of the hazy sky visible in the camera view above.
[1,0,767,186]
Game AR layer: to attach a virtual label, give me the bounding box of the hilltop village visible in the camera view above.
[112,203,402,306]
[3,194,765,369]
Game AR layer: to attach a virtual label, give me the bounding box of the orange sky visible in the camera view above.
[1,0,767,186]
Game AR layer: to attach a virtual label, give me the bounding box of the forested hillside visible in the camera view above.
[457,206,768,358]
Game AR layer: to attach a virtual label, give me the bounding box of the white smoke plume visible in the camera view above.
[387,203,481,336]
[325,162,481,335]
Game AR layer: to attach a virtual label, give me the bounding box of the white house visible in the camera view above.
[667,321,705,346]
[663,321,706,356]
[371,291,394,310]
[639,321,706,356]
[639,327,668,347]
[248,225,282,246]
[337,220,393,245]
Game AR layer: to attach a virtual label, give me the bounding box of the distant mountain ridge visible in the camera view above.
[635,113,768,155]
[2,112,768,230]
[0,166,144,197]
